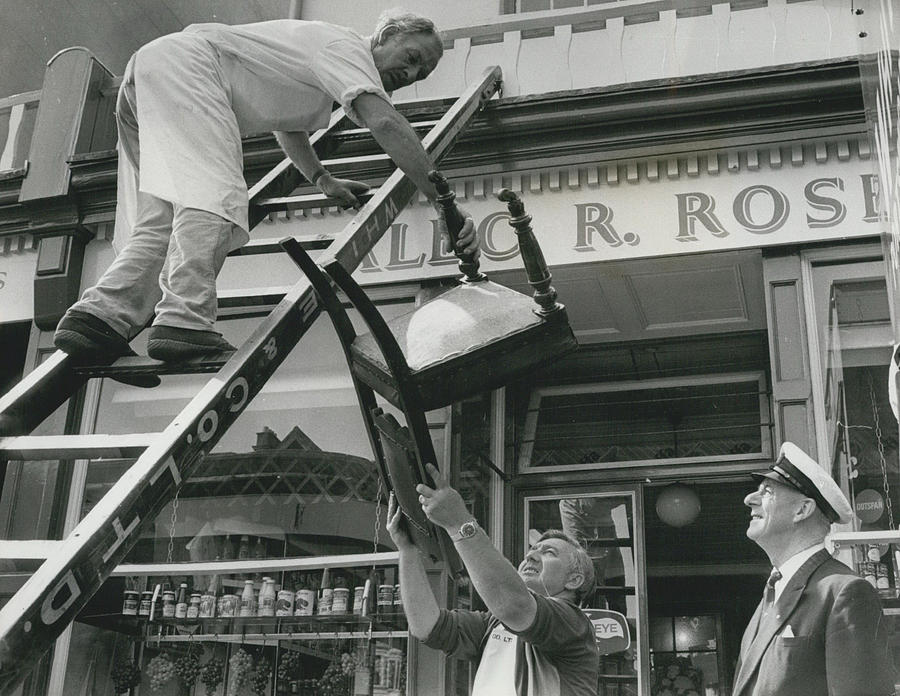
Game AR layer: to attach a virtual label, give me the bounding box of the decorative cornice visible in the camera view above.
[4,58,866,236]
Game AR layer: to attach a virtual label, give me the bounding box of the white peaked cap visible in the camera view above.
[752,441,853,525]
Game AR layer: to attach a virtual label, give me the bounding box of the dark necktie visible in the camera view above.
[763,567,782,608]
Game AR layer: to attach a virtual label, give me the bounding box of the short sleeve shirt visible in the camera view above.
[128,20,389,233]
[424,592,599,696]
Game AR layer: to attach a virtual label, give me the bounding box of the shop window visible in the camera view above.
[649,614,723,696]
[60,306,448,696]
[812,257,900,584]
[516,373,770,472]
[524,489,647,695]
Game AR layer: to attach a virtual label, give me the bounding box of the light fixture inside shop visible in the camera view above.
[655,483,701,527]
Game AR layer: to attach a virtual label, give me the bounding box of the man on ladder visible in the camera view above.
[54,8,479,366]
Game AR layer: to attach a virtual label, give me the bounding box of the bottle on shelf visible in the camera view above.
[317,568,333,616]
[377,569,394,616]
[294,574,315,616]
[253,536,266,583]
[240,579,256,617]
[331,574,349,615]
[258,577,276,617]
[276,576,294,616]
[199,560,220,618]
[238,534,251,560]
[174,582,189,620]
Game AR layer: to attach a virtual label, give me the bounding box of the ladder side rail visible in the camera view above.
[279,238,391,496]
[324,65,502,273]
[0,67,502,692]
[0,353,85,437]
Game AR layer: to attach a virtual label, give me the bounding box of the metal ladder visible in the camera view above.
[0,65,502,692]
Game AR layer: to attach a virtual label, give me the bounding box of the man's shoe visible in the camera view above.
[55,310,133,364]
[54,311,160,388]
[147,325,237,362]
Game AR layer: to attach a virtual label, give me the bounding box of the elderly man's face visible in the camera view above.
[372,31,443,92]
[517,537,581,597]
[744,479,808,546]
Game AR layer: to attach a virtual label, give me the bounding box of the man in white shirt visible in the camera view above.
[54,10,478,366]
[733,441,896,696]
[386,463,599,695]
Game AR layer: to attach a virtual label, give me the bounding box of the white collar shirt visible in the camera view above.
[773,543,825,602]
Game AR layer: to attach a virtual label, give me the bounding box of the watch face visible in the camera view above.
[459,521,477,538]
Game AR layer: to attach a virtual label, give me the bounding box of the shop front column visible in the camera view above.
[763,249,817,455]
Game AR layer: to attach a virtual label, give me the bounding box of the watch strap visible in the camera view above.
[450,519,480,542]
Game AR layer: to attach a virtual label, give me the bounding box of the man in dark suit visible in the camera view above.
[733,441,896,696]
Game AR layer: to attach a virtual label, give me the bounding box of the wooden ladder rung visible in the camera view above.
[0,541,64,561]
[72,353,232,379]
[0,433,157,460]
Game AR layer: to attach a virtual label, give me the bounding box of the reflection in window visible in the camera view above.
[650,614,722,696]
[528,494,642,695]
[516,375,769,470]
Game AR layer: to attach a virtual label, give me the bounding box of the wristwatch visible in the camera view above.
[450,519,480,542]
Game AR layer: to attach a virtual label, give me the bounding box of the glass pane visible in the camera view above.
[651,651,718,696]
[673,615,716,651]
[518,377,764,469]
[88,308,432,569]
[650,617,673,652]
[816,271,900,589]
[527,493,641,694]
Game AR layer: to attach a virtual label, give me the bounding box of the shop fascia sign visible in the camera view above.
[261,160,882,285]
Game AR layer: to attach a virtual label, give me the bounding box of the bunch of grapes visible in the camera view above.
[276,649,301,682]
[110,657,141,694]
[250,656,272,696]
[227,648,254,696]
[200,657,225,696]
[339,652,357,676]
[146,654,176,692]
[317,660,349,696]
[174,651,201,688]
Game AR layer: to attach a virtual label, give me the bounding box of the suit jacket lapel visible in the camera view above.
[733,549,830,696]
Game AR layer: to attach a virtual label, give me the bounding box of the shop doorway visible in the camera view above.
[645,479,768,696]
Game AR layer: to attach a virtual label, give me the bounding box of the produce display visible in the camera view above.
[146,654,176,691]
[200,656,226,696]
[227,648,254,696]
[110,656,141,694]
[251,656,272,696]
[174,650,201,689]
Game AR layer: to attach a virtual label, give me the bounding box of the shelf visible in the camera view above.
[83,611,410,643]
[831,531,900,548]
[109,551,400,577]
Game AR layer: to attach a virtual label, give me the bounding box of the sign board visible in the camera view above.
[240,158,883,291]
[583,608,631,654]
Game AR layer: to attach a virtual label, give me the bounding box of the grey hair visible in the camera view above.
[372,7,442,48]
[538,530,596,606]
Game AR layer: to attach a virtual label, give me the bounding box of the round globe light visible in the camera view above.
[656,483,701,527]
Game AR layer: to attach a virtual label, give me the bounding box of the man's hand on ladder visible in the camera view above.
[317,173,371,210]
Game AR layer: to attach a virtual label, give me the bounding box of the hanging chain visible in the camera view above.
[867,369,895,530]
[373,476,383,559]
[166,488,181,565]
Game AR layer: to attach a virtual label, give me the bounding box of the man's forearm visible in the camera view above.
[450,528,536,631]
[273,130,326,183]
[398,546,441,639]
[367,115,438,202]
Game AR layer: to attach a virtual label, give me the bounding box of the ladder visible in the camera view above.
[0,65,502,692]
